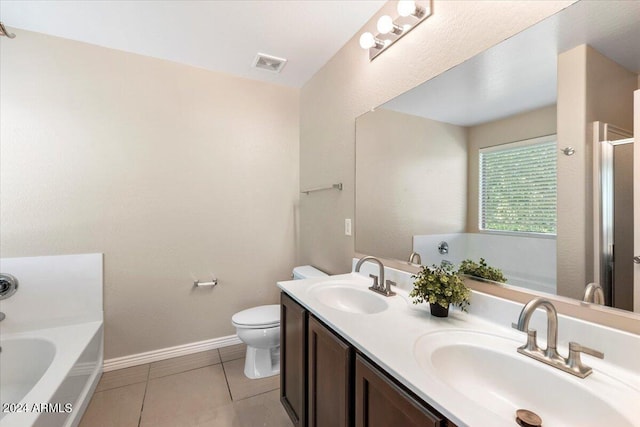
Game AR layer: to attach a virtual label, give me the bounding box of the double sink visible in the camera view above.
[286,275,640,427]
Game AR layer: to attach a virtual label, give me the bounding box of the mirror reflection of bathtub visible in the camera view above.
[413,233,556,294]
[0,254,103,427]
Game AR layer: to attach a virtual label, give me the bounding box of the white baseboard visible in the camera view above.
[103,334,242,372]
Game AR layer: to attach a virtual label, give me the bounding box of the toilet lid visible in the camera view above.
[232,304,280,328]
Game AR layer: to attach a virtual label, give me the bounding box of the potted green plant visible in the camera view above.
[410,263,470,317]
[458,258,507,283]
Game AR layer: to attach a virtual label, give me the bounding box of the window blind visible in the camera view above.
[479,136,557,234]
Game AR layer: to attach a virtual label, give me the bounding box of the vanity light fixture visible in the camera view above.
[398,0,426,18]
[359,32,386,50]
[377,15,403,35]
[359,0,432,60]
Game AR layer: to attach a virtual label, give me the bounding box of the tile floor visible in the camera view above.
[79,344,292,427]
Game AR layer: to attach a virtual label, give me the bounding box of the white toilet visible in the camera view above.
[231,265,327,379]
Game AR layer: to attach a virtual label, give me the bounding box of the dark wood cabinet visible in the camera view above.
[280,292,453,427]
[354,354,445,427]
[281,293,308,427]
[308,315,353,427]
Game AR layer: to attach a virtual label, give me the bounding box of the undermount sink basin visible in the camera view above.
[414,330,638,427]
[309,281,388,314]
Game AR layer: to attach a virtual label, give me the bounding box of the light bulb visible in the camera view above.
[377,15,394,34]
[359,32,376,49]
[397,0,417,17]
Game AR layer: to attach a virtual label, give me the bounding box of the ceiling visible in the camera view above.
[0,0,386,88]
[382,0,640,127]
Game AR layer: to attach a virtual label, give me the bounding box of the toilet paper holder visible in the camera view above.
[193,278,218,288]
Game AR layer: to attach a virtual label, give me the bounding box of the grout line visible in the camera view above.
[147,362,223,380]
[95,378,148,394]
[96,364,151,392]
[219,349,235,401]
[147,356,223,380]
[220,353,246,363]
[232,387,280,403]
[219,344,246,364]
[137,365,151,427]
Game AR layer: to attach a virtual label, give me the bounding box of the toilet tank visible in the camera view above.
[292,265,327,280]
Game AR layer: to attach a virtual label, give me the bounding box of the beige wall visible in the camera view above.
[354,105,555,260]
[557,45,637,299]
[0,31,299,359]
[299,0,575,274]
[466,105,557,232]
[355,109,467,260]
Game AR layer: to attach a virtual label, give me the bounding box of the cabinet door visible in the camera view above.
[308,315,353,427]
[355,354,444,427]
[281,293,308,427]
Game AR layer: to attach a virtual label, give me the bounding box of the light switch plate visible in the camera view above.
[345,218,352,236]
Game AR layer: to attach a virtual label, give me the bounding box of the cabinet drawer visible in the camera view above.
[355,354,444,427]
[280,293,308,427]
[308,315,353,427]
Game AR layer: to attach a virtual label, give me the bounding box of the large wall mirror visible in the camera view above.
[355,0,640,315]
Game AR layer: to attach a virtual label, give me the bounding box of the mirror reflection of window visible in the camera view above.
[354,0,640,314]
[479,135,557,235]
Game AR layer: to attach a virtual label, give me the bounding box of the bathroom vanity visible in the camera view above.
[278,265,640,427]
[280,292,448,427]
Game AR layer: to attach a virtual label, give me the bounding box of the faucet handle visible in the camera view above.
[369,274,379,290]
[384,280,397,296]
[512,324,539,352]
[567,342,604,377]
[568,342,604,360]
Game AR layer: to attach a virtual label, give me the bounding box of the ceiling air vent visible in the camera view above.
[252,53,287,73]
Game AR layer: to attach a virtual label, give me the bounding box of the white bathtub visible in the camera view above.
[0,321,103,427]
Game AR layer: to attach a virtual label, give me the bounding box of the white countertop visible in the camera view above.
[277,271,640,427]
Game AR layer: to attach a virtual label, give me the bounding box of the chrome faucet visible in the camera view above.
[355,256,396,297]
[583,282,605,305]
[0,273,18,323]
[512,297,603,378]
[407,252,422,265]
[513,298,564,363]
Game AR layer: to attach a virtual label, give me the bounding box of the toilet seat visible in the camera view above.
[231,266,325,379]
[232,304,280,329]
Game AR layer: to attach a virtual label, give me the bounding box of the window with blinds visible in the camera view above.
[479,135,557,235]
